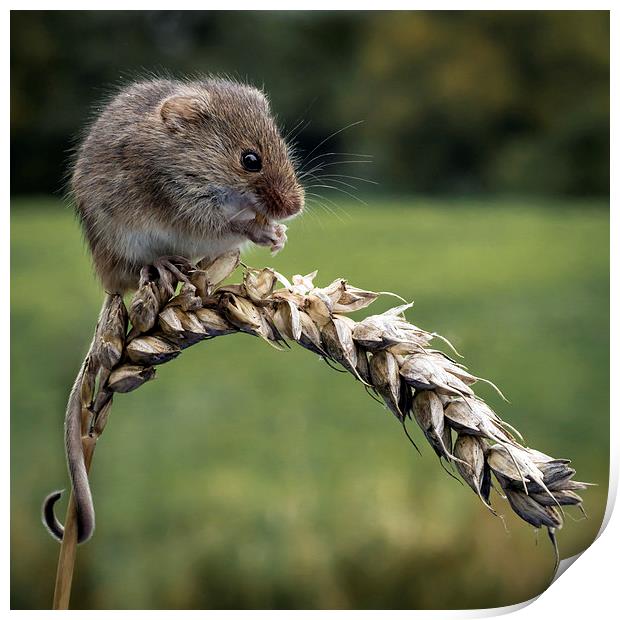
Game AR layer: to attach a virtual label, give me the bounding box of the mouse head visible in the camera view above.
[158,79,304,226]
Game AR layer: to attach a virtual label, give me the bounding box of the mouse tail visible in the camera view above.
[64,361,96,544]
[42,294,119,545]
[42,360,96,544]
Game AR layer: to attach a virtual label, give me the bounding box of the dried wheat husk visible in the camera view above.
[62,249,587,571]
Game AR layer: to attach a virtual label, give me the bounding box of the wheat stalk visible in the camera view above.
[49,250,589,608]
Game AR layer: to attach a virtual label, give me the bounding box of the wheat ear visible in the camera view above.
[48,250,589,608]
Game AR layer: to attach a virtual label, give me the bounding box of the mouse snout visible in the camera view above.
[275,186,304,220]
[285,188,304,217]
[255,177,304,220]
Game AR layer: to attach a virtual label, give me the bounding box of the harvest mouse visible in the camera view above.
[42,77,305,544]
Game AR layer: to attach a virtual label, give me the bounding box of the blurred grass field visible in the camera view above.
[11,196,609,610]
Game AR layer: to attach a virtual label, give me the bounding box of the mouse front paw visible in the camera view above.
[244,220,288,255]
[268,223,287,255]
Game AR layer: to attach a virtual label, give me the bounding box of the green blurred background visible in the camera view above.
[11,10,609,610]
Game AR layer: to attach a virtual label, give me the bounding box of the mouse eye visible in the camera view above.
[241,150,262,172]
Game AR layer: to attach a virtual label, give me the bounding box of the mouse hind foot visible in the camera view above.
[152,255,197,298]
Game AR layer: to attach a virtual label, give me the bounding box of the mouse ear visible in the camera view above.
[160,95,210,132]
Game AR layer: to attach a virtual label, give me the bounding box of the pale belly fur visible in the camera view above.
[116,225,246,266]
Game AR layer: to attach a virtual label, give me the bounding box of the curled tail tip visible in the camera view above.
[44,489,64,503]
[41,490,95,544]
[42,490,65,542]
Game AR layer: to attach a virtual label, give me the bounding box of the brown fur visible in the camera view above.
[43,78,304,546]
[71,77,304,293]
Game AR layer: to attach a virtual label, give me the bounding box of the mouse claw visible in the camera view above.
[270,224,287,255]
[152,255,197,299]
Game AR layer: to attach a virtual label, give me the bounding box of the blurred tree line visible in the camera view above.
[11,11,609,197]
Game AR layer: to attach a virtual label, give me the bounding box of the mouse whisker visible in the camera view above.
[304,182,368,208]
[299,120,366,166]
[303,191,351,222]
[304,173,362,193]
[298,159,374,183]
[300,150,373,172]
[311,173,379,186]
[299,199,326,230]
[227,206,254,223]
[315,201,348,224]
[310,160,374,169]
[299,155,373,179]
[283,117,312,144]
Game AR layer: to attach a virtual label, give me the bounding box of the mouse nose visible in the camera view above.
[287,191,304,216]
[273,188,304,219]
[256,177,304,219]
